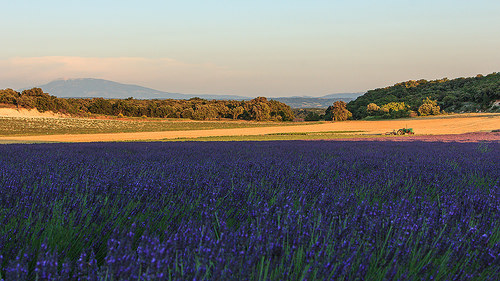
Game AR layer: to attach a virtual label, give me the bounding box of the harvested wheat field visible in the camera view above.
[0,113,498,143]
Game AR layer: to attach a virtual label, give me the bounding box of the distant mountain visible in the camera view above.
[25,78,365,108]
[320,92,365,99]
[30,78,251,100]
[271,92,364,108]
[272,97,356,108]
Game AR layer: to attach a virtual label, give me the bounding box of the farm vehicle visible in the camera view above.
[385,128,415,135]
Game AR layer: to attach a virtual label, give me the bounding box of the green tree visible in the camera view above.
[213,102,230,119]
[192,104,218,120]
[244,97,272,121]
[269,100,294,121]
[22,87,47,97]
[230,106,244,120]
[325,101,352,121]
[366,103,380,112]
[0,89,20,106]
[88,98,112,115]
[380,102,409,112]
[418,97,441,116]
[304,112,321,121]
[181,107,195,119]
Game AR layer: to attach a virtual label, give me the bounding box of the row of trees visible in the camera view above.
[364,98,442,119]
[0,88,295,121]
[347,72,500,119]
[292,101,353,122]
[366,101,412,119]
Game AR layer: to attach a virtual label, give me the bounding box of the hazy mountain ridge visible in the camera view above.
[272,97,356,108]
[30,78,251,100]
[321,92,365,99]
[37,78,186,99]
[26,78,364,108]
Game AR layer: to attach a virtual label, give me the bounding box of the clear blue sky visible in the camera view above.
[1,0,499,96]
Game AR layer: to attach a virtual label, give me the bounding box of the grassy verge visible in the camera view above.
[162,131,391,142]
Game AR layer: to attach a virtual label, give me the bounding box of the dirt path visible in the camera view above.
[1,113,498,143]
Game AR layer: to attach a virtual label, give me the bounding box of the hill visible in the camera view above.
[30,78,251,100]
[320,92,364,99]
[272,97,355,108]
[272,93,363,108]
[347,72,500,119]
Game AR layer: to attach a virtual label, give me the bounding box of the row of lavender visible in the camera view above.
[0,140,498,280]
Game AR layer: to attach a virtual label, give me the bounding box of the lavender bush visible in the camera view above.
[0,140,498,280]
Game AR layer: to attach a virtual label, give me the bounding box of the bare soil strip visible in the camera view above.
[0,107,67,118]
[1,113,498,143]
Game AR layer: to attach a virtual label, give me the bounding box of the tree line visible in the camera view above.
[0,88,295,121]
[2,72,498,122]
[347,72,500,119]
[291,101,353,122]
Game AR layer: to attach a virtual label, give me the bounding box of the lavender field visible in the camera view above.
[0,140,499,280]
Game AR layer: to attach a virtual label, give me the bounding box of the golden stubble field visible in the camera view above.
[0,108,498,143]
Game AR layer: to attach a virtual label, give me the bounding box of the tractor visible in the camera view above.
[385,128,415,135]
[397,128,414,135]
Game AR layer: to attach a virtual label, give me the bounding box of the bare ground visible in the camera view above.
[0,107,67,118]
[0,113,498,143]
